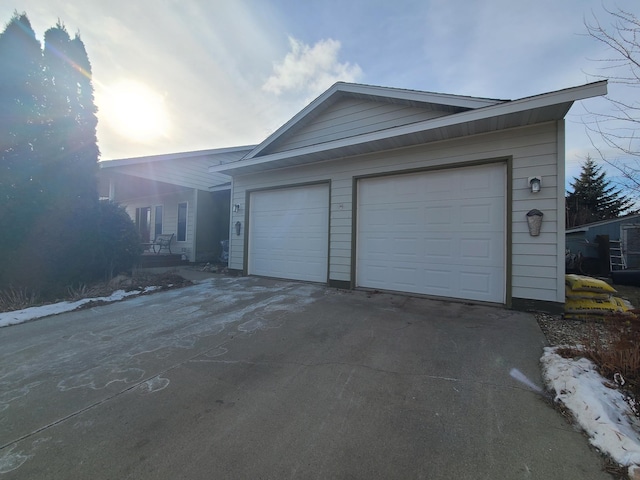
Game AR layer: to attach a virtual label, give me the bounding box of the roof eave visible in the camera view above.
[99,144,257,168]
[211,81,607,176]
[244,82,508,160]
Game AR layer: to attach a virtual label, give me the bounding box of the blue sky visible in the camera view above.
[2,0,638,190]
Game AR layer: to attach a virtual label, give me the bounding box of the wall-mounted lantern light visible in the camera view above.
[233,204,240,213]
[528,176,542,193]
[235,221,241,236]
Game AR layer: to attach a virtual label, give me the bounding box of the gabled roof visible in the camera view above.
[100,145,255,190]
[246,82,506,159]
[210,81,607,176]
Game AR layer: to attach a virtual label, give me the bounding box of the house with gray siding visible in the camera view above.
[210,81,607,311]
[566,214,640,271]
[99,146,254,263]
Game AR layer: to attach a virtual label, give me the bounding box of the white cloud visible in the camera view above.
[262,37,362,97]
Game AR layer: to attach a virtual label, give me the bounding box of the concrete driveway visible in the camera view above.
[0,276,612,479]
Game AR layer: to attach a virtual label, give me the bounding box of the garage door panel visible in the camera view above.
[460,204,494,225]
[423,238,453,259]
[357,164,505,303]
[460,238,492,260]
[249,185,329,283]
[425,206,454,225]
[395,238,420,259]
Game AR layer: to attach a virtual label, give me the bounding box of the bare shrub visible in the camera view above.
[0,287,39,312]
[573,314,640,404]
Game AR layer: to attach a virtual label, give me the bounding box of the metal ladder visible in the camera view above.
[610,240,627,271]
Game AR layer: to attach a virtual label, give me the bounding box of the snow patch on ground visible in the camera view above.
[0,287,159,328]
[541,346,640,469]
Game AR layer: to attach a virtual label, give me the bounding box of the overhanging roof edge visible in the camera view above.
[245,82,509,160]
[211,81,607,176]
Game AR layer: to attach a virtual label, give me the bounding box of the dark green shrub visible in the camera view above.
[93,200,143,279]
[0,202,99,297]
[0,201,141,299]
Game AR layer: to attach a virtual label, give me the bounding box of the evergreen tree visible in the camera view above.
[41,23,99,208]
[0,13,44,255]
[67,34,100,204]
[566,157,634,227]
[0,13,110,294]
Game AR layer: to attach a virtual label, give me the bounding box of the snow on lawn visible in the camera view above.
[0,286,158,328]
[541,346,640,473]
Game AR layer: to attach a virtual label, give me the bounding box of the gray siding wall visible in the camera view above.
[231,121,564,304]
[265,98,452,155]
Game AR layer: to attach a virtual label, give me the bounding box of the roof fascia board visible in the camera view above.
[107,169,231,190]
[99,145,256,168]
[211,81,607,175]
[340,82,505,108]
[565,212,640,231]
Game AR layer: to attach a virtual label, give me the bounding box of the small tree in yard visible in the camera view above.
[566,156,634,227]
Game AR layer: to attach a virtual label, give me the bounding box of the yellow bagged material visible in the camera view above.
[612,296,632,312]
[563,313,608,321]
[564,296,633,320]
[563,275,633,320]
[565,274,616,294]
[565,297,620,315]
[564,285,611,301]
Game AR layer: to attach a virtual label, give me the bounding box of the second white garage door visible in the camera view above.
[357,164,506,303]
[248,184,329,282]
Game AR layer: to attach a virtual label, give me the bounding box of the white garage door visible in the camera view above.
[248,184,329,282]
[357,164,505,303]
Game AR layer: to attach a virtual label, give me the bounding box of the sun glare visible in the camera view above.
[103,80,170,142]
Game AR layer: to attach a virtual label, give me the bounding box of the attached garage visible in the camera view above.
[356,163,506,303]
[248,184,329,282]
[213,81,608,311]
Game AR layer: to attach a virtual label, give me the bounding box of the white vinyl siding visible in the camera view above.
[264,98,457,155]
[230,121,564,304]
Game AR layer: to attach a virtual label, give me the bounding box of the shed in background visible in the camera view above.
[566,214,640,273]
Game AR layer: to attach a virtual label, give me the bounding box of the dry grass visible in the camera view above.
[558,313,640,408]
[0,287,40,312]
[0,270,193,314]
[585,314,640,400]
